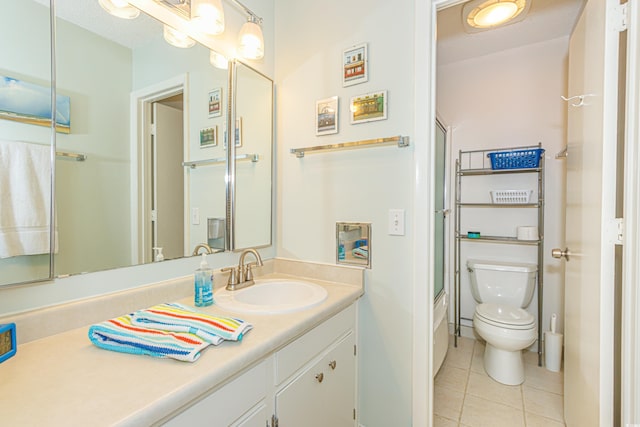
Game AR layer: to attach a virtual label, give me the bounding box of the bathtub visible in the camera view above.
[433,291,449,376]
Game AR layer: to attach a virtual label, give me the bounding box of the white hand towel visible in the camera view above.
[0,139,57,258]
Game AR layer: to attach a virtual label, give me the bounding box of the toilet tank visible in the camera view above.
[467,259,537,308]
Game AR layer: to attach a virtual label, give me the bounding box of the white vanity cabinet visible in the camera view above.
[161,303,357,427]
[274,304,357,426]
[275,331,356,426]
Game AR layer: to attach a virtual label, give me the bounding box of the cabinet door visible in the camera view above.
[276,332,356,426]
[163,360,269,426]
[322,331,356,426]
[231,403,269,427]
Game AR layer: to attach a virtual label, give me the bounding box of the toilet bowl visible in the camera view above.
[473,302,536,385]
[467,260,538,385]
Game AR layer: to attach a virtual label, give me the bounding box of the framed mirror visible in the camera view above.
[336,222,371,268]
[0,1,55,286]
[0,1,273,287]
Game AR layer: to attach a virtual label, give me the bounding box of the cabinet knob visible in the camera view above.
[329,360,337,370]
[315,373,324,383]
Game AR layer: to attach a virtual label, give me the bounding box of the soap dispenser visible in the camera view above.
[194,253,214,307]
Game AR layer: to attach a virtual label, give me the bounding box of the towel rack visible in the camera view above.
[56,151,87,161]
[182,153,259,169]
[290,135,410,158]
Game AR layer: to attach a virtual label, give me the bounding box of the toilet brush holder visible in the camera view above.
[544,331,563,372]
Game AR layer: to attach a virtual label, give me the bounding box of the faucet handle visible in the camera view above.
[221,267,239,286]
[244,262,259,282]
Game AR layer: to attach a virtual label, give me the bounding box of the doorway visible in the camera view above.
[432,0,582,424]
[150,96,185,262]
[130,75,188,265]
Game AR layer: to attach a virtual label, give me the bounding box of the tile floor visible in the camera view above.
[434,335,565,427]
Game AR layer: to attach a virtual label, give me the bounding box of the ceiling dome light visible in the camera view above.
[192,0,225,36]
[163,25,196,48]
[237,16,264,60]
[463,0,529,31]
[98,0,140,19]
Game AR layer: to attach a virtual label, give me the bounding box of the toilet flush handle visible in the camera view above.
[551,247,570,261]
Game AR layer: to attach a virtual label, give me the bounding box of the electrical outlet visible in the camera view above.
[388,209,405,235]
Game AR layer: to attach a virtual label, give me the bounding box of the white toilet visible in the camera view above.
[467,259,537,385]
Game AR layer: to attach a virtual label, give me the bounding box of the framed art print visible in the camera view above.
[200,126,217,147]
[208,87,222,118]
[350,90,387,124]
[342,43,368,87]
[316,96,338,136]
[224,117,243,148]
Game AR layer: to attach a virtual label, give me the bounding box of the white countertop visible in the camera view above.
[0,275,363,426]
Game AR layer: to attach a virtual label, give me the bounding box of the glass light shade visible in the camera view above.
[238,19,264,60]
[466,0,527,29]
[98,0,140,19]
[192,0,225,36]
[163,25,196,48]
[210,50,229,69]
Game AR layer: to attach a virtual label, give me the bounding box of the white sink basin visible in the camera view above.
[214,279,328,314]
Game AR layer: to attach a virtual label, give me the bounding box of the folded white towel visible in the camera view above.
[0,140,57,258]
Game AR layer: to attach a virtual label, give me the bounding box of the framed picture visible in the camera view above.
[315,96,338,136]
[350,91,387,124]
[224,117,243,148]
[342,43,368,87]
[208,87,222,118]
[235,117,242,147]
[199,126,217,148]
[0,75,71,133]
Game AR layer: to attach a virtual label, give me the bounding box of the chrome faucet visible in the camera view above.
[192,243,213,256]
[223,248,263,291]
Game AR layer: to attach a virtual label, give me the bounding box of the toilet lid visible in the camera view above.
[475,303,535,330]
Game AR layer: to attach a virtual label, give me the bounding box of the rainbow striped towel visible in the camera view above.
[88,315,210,362]
[130,303,253,345]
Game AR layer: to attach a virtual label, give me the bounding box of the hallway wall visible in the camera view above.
[274,0,417,425]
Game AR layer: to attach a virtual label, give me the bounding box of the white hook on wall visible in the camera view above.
[561,93,596,107]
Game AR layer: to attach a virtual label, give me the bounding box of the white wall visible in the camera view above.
[437,37,568,337]
[274,0,416,425]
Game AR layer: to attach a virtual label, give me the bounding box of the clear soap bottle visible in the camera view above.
[194,253,214,307]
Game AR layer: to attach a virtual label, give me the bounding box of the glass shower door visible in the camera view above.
[434,120,447,299]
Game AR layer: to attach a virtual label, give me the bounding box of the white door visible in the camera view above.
[152,102,185,261]
[562,0,622,425]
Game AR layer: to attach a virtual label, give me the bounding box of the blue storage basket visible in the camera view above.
[487,148,545,170]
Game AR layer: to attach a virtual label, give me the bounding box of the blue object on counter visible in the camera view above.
[0,323,17,364]
[194,253,214,307]
[467,231,481,239]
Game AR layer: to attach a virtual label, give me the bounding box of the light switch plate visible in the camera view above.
[191,207,200,225]
[388,209,405,235]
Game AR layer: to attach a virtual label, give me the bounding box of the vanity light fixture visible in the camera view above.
[163,24,196,48]
[237,14,264,60]
[98,0,140,19]
[463,0,530,32]
[210,50,229,69]
[192,0,225,36]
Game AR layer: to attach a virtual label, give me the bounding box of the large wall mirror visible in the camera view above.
[0,0,273,287]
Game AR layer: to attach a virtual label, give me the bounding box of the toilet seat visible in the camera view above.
[475,303,535,330]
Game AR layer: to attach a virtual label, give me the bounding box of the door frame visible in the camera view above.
[130,74,190,265]
[413,0,640,425]
[623,1,640,422]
